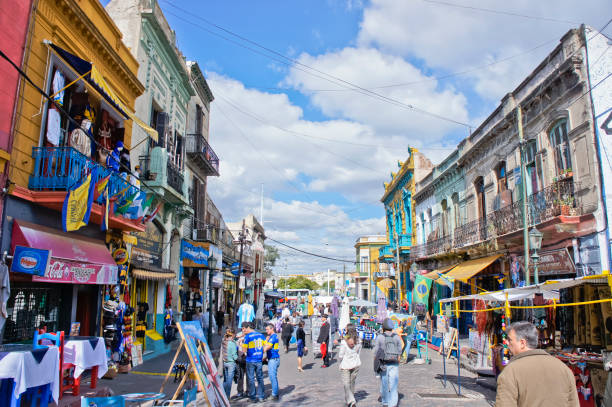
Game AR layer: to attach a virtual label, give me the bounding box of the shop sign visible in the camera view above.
[517,248,576,276]
[239,275,246,289]
[231,262,242,276]
[11,246,50,276]
[132,222,163,268]
[33,259,118,284]
[212,272,224,288]
[181,240,209,268]
[113,248,129,265]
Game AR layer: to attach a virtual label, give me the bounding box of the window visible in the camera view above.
[496,162,507,192]
[452,193,460,230]
[524,139,542,195]
[549,119,571,173]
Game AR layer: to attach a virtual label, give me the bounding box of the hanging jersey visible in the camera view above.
[237,303,255,327]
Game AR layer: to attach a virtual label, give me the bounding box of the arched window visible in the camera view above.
[420,212,426,244]
[440,199,449,237]
[549,119,571,174]
[496,161,507,192]
[452,193,460,230]
[474,177,486,219]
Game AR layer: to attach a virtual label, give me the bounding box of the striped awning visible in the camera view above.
[132,268,175,281]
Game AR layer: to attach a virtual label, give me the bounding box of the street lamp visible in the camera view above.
[528,227,543,285]
[207,254,217,345]
[272,277,276,291]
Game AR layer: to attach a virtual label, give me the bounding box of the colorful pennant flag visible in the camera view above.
[114,189,138,215]
[62,167,97,232]
[143,202,162,223]
[101,186,110,231]
[93,174,110,204]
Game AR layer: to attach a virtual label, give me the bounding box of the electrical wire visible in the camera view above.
[159,0,474,130]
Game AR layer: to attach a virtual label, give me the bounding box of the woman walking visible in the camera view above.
[281,317,293,353]
[221,329,238,399]
[338,327,361,407]
[296,320,307,372]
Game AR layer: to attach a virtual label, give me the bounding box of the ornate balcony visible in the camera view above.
[410,178,579,260]
[139,146,189,207]
[379,245,394,260]
[186,133,219,177]
[27,146,145,231]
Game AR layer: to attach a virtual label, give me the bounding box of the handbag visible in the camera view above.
[320,342,327,358]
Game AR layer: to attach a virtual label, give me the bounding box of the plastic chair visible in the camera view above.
[30,330,64,406]
[81,395,126,407]
[33,330,63,349]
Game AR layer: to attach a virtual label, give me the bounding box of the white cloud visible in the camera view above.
[356,0,610,100]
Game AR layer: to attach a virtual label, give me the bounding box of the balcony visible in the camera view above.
[139,146,189,207]
[27,147,145,231]
[379,245,394,260]
[186,133,219,177]
[410,178,580,260]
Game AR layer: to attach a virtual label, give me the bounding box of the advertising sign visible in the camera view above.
[32,259,117,284]
[132,222,163,268]
[11,246,50,276]
[517,248,576,276]
[181,240,209,268]
[113,248,129,265]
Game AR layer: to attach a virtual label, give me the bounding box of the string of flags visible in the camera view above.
[62,169,163,232]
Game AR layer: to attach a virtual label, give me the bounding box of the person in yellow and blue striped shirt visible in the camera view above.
[264,324,281,401]
[241,321,266,402]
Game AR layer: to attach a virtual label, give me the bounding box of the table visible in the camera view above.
[64,336,108,385]
[0,344,60,405]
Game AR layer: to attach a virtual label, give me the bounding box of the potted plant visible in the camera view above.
[560,196,574,216]
[564,167,573,178]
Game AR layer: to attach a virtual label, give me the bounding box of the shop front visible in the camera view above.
[130,221,174,359]
[4,219,117,343]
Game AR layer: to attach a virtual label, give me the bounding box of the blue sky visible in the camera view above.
[104,0,611,274]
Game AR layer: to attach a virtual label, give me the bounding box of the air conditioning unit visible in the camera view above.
[193,228,213,242]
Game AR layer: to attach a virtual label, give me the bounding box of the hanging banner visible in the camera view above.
[181,240,209,268]
[412,275,433,312]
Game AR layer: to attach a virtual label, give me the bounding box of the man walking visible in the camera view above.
[317,314,331,368]
[373,318,403,407]
[496,321,578,407]
[264,323,281,401]
[241,321,266,402]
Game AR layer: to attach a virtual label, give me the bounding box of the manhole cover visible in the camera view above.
[416,393,468,399]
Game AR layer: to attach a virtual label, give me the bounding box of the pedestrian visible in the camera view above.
[233,331,248,400]
[240,321,266,402]
[339,328,361,407]
[222,329,238,399]
[192,307,204,329]
[296,320,307,372]
[216,308,225,334]
[282,304,291,320]
[281,317,293,353]
[317,314,331,368]
[374,318,403,407]
[264,323,281,401]
[496,321,578,407]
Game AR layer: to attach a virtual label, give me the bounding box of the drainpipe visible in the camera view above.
[517,105,531,285]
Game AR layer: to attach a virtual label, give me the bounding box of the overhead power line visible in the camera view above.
[159,0,474,130]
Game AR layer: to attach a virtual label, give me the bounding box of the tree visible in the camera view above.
[264,245,280,274]
[320,280,335,292]
[277,276,319,291]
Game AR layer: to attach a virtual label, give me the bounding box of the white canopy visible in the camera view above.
[439,275,610,303]
[314,295,334,304]
[349,299,378,307]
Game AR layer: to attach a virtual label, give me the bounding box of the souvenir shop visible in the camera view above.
[439,274,612,405]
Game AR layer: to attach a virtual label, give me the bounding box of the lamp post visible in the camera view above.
[272,278,276,291]
[207,254,217,345]
[528,227,543,285]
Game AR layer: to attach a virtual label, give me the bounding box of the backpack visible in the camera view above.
[383,333,401,363]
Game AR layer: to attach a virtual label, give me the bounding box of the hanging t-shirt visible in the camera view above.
[45,107,61,146]
[51,70,65,106]
[237,303,255,327]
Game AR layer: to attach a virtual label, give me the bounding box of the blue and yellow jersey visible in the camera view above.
[242,331,265,363]
[266,333,280,359]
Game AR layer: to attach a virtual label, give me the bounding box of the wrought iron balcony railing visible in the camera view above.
[29,147,140,199]
[186,133,219,176]
[166,161,184,194]
[379,245,394,259]
[410,178,579,260]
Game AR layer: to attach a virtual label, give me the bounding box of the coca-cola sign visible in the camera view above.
[33,259,117,284]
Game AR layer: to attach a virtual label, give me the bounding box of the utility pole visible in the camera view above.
[343,263,346,296]
[233,219,246,328]
[517,105,531,285]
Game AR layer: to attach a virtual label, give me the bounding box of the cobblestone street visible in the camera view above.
[104,339,495,406]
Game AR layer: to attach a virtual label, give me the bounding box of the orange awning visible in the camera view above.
[444,254,503,283]
[422,264,457,281]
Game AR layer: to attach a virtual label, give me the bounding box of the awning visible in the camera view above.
[11,220,117,284]
[48,43,159,143]
[132,268,175,281]
[443,254,503,283]
[423,264,457,281]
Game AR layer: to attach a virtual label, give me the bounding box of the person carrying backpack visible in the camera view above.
[373,318,404,407]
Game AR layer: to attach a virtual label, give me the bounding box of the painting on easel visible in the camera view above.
[176,321,230,407]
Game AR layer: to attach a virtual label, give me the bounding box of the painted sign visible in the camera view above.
[132,222,163,268]
[11,246,50,276]
[212,272,224,288]
[32,259,118,284]
[181,240,209,268]
[113,248,129,265]
[177,321,229,407]
[517,248,576,276]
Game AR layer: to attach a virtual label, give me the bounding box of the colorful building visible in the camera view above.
[354,235,386,301]
[379,147,433,302]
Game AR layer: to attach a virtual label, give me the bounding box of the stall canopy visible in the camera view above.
[264,291,285,299]
[423,264,457,281]
[349,299,377,307]
[47,42,159,143]
[132,268,175,281]
[443,254,503,283]
[439,275,610,303]
[11,220,117,284]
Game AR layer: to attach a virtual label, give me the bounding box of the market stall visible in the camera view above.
[438,273,612,402]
